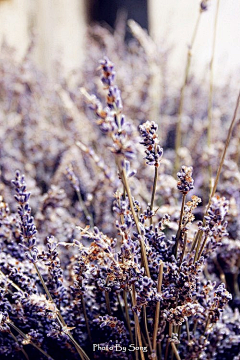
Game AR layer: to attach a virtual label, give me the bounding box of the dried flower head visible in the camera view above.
[139,120,163,167]
[177,166,194,194]
[11,171,38,263]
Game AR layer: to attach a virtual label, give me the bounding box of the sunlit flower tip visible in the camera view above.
[99,57,116,87]
[177,166,194,194]
[139,121,163,166]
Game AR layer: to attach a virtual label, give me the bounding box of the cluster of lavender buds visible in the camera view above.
[95,315,126,334]
[199,196,229,256]
[165,302,205,326]
[177,166,194,194]
[81,56,136,160]
[65,164,80,193]
[11,171,38,263]
[139,120,163,167]
[38,236,66,302]
[182,195,202,227]
[99,57,123,111]
[134,276,161,314]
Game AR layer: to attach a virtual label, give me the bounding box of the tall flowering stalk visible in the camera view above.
[207,0,221,193]
[65,164,94,228]
[81,57,152,360]
[174,166,194,258]
[81,57,150,279]
[139,120,163,225]
[12,171,38,264]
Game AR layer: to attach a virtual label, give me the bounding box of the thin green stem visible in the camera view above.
[207,0,221,149]
[76,189,94,229]
[191,229,200,252]
[150,164,158,225]
[174,10,202,173]
[185,318,190,342]
[171,343,181,360]
[81,294,92,344]
[128,288,139,360]
[140,331,148,348]
[123,290,134,344]
[194,232,205,263]
[118,160,150,278]
[132,284,145,360]
[105,277,112,315]
[207,0,221,193]
[179,232,187,265]
[33,263,53,303]
[233,258,240,297]
[208,91,240,201]
[117,188,135,347]
[152,261,164,353]
[174,194,186,258]
[135,327,139,360]
[193,320,197,335]
[177,325,182,349]
[158,343,162,360]
[164,323,172,360]
[194,91,240,261]
[213,258,226,285]
[143,305,152,353]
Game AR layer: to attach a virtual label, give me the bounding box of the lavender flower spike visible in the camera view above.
[139,120,163,167]
[12,171,38,263]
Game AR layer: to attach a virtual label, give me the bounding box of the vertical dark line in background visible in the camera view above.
[86,0,148,38]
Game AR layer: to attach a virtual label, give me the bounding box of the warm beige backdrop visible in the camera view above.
[0,0,86,75]
[148,0,240,85]
[0,0,239,85]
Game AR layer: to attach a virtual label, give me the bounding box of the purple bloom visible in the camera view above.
[139,121,163,167]
[12,171,38,263]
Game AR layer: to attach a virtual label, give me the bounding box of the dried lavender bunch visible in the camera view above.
[1,172,90,360]
[78,57,235,360]
[0,27,239,360]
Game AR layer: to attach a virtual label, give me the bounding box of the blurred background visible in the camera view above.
[0,0,239,86]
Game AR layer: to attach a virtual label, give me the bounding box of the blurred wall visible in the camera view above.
[148,0,240,86]
[33,0,86,75]
[0,0,239,85]
[0,0,30,56]
[0,0,86,76]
